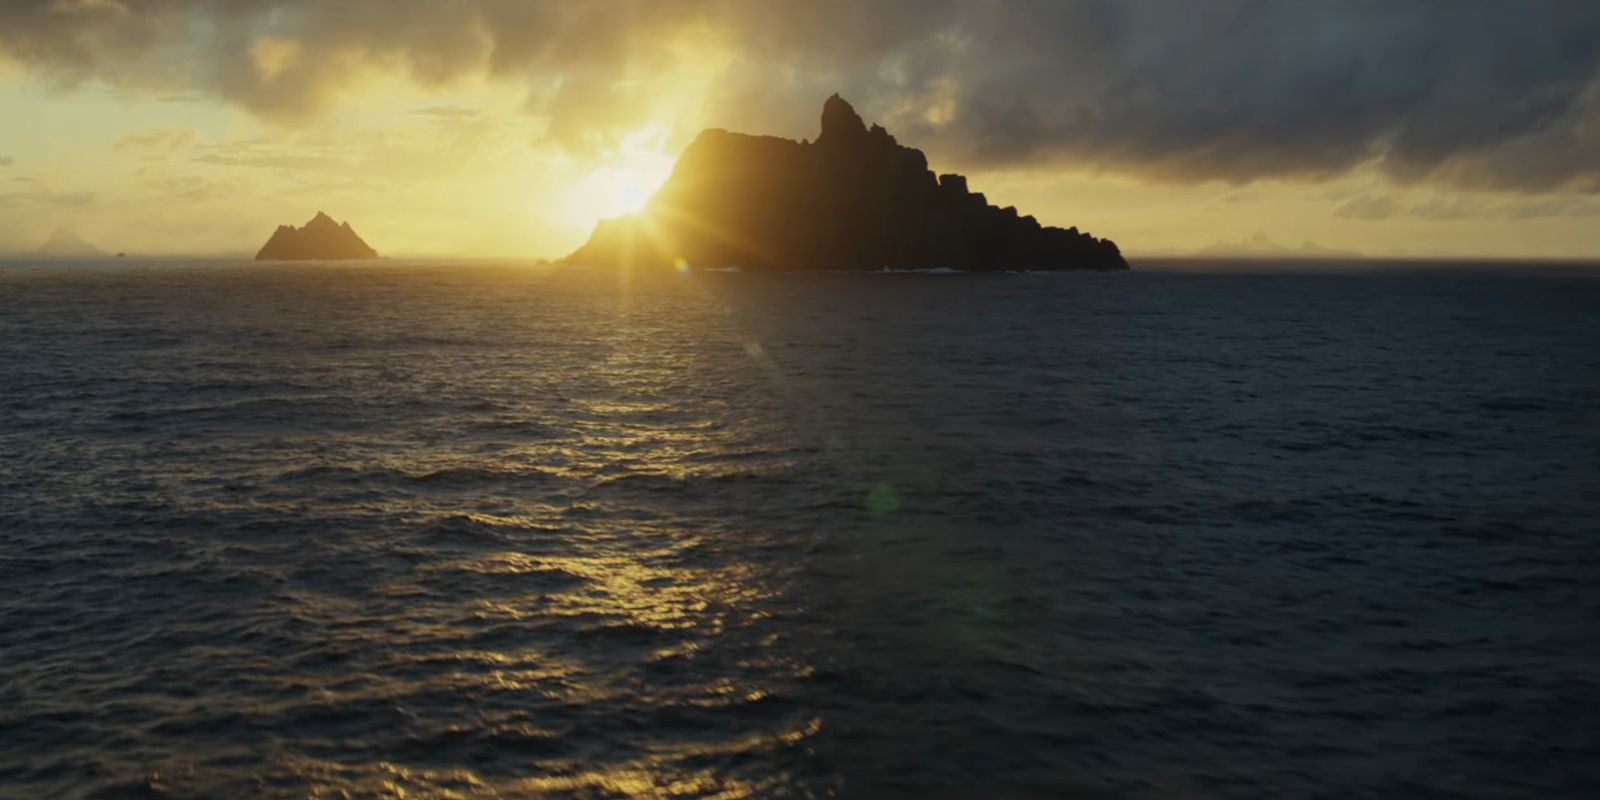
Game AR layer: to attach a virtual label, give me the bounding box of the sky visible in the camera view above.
[1,0,1598,260]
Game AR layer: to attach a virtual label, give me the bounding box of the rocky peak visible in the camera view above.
[255,212,378,261]
[305,211,339,230]
[817,93,868,144]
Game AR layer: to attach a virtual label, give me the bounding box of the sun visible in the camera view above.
[563,126,677,222]
[585,165,663,216]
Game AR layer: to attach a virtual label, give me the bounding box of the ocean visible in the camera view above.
[1,260,1597,798]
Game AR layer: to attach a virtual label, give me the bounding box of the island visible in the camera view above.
[563,94,1126,271]
[255,212,378,261]
[35,229,105,259]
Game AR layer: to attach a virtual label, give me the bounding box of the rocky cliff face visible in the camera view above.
[255,212,378,261]
[563,95,1126,271]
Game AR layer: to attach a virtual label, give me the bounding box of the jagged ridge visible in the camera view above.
[255,212,378,261]
[564,94,1126,271]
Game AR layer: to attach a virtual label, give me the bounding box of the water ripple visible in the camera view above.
[1,262,1597,797]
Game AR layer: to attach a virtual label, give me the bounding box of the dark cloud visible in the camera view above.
[0,156,14,167]
[1336,195,1401,221]
[1336,194,1600,222]
[1408,198,1482,222]
[2,0,1598,191]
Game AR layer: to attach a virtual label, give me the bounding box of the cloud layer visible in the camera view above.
[4,0,1599,191]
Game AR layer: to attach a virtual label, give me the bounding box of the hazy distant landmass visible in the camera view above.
[255,212,378,261]
[565,95,1126,271]
[35,229,105,259]
[1194,234,1362,259]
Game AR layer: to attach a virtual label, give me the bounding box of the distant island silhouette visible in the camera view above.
[565,95,1126,271]
[35,229,105,259]
[255,212,378,260]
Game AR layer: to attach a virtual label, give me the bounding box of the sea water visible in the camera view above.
[1,260,1596,797]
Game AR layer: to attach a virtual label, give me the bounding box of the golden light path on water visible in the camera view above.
[105,264,839,798]
[320,273,817,797]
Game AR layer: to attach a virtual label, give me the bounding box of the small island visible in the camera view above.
[255,212,378,261]
[564,94,1125,271]
[36,229,105,259]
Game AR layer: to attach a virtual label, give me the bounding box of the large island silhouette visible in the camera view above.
[565,95,1126,271]
[255,212,378,261]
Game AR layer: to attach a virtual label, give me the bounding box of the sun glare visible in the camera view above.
[563,126,677,223]
[587,166,661,215]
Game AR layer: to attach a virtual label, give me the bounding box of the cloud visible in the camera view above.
[2,1,1598,192]
[1331,193,1600,222]
[1408,198,1483,222]
[413,105,480,119]
[194,151,342,170]
[133,171,246,202]
[0,186,97,208]
[1336,195,1401,221]
[114,128,199,159]
[1407,195,1600,222]
[1503,197,1600,220]
[0,156,13,166]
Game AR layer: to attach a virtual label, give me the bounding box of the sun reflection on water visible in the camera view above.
[286,311,821,797]
[1,266,840,798]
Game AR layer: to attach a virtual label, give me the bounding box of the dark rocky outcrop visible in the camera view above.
[255,212,378,260]
[563,94,1126,271]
